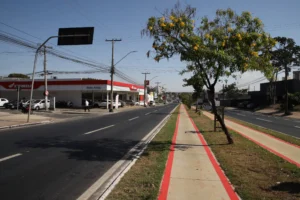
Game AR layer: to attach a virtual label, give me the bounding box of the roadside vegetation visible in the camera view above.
[106,106,179,200]
[226,115,300,147]
[187,107,300,200]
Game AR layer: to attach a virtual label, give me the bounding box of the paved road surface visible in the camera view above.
[225,109,300,138]
[0,104,177,200]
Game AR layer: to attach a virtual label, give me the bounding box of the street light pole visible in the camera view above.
[155,81,160,100]
[27,36,58,123]
[43,45,52,111]
[106,39,122,112]
[142,72,150,107]
[27,33,91,122]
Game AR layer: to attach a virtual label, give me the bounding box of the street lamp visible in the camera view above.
[149,76,158,81]
[109,50,137,112]
[114,51,137,67]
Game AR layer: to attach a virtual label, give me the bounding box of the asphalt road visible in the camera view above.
[225,109,300,138]
[0,103,178,200]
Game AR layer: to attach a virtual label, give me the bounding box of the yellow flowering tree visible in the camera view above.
[142,4,276,144]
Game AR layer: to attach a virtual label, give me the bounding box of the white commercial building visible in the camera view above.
[0,78,145,107]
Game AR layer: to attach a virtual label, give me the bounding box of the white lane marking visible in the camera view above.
[256,118,272,123]
[295,126,300,129]
[236,113,246,117]
[0,153,22,163]
[84,125,115,135]
[154,110,158,112]
[145,112,151,115]
[128,116,139,121]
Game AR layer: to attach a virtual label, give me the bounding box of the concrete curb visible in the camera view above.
[0,120,52,130]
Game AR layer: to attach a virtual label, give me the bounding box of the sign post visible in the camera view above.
[16,86,20,111]
[27,27,94,122]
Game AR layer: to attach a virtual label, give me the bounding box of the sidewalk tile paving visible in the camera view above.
[158,105,239,200]
[203,111,300,167]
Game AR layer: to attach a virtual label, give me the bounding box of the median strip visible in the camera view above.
[83,125,115,135]
[0,153,22,163]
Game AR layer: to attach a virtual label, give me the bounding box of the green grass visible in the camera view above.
[225,115,300,147]
[106,106,180,200]
[187,108,300,200]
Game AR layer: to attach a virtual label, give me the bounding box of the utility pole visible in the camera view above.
[155,81,160,100]
[43,45,52,111]
[142,72,150,107]
[106,39,122,112]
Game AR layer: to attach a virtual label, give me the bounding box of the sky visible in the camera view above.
[0,0,300,92]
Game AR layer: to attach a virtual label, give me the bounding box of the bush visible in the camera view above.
[289,92,300,106]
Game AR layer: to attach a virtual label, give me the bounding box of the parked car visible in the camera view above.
[124,100,139,106]
[119,100,126,107]
[93,100,121,108]
[22,99,35,107]
[32,99,50,110]
[0,98,9,107]
[246,103,258,109]
[149,101,156,106]
[238,101,249,108]
[6,100,21,109]
[21,104,33,114]
[56,100,73,108]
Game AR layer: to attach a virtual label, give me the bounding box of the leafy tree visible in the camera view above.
[8,73,29,79]
[142,3,276,143]
[270,37,300,114]
[179,93,192,108]
[221,83,247,99]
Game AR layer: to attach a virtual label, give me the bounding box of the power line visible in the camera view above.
[0,32,141,85]
[0,20,106,66]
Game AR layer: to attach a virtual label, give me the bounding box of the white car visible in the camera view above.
[32,99,50,110]
[94,100,121,108]
[0,98,9,107]
[22,99,35,107]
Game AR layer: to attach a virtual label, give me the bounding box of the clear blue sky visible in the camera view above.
[1,0,300,92]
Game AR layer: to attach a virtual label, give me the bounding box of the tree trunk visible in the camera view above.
[208,88,234,144]
[284,65,290,115]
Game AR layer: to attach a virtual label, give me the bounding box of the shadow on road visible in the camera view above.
[16,136,140,162]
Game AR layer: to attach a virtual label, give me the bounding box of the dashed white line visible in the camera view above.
[256,118,272,123]
[84,125,115,135]
[154,110,158,112]
[236,113,246,117]
[128,116,139,121]
[145,112,151,115]
[295,126,300,129]
[0,153,22,163]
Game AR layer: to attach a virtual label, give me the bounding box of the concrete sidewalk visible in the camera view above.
[159,105,239,200]
[203,111,300,167]
[0,111,52,129]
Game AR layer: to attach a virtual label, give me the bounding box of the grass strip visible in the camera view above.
[225,115,300,147]
[187,108,300,200]
[106,106,179,200]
